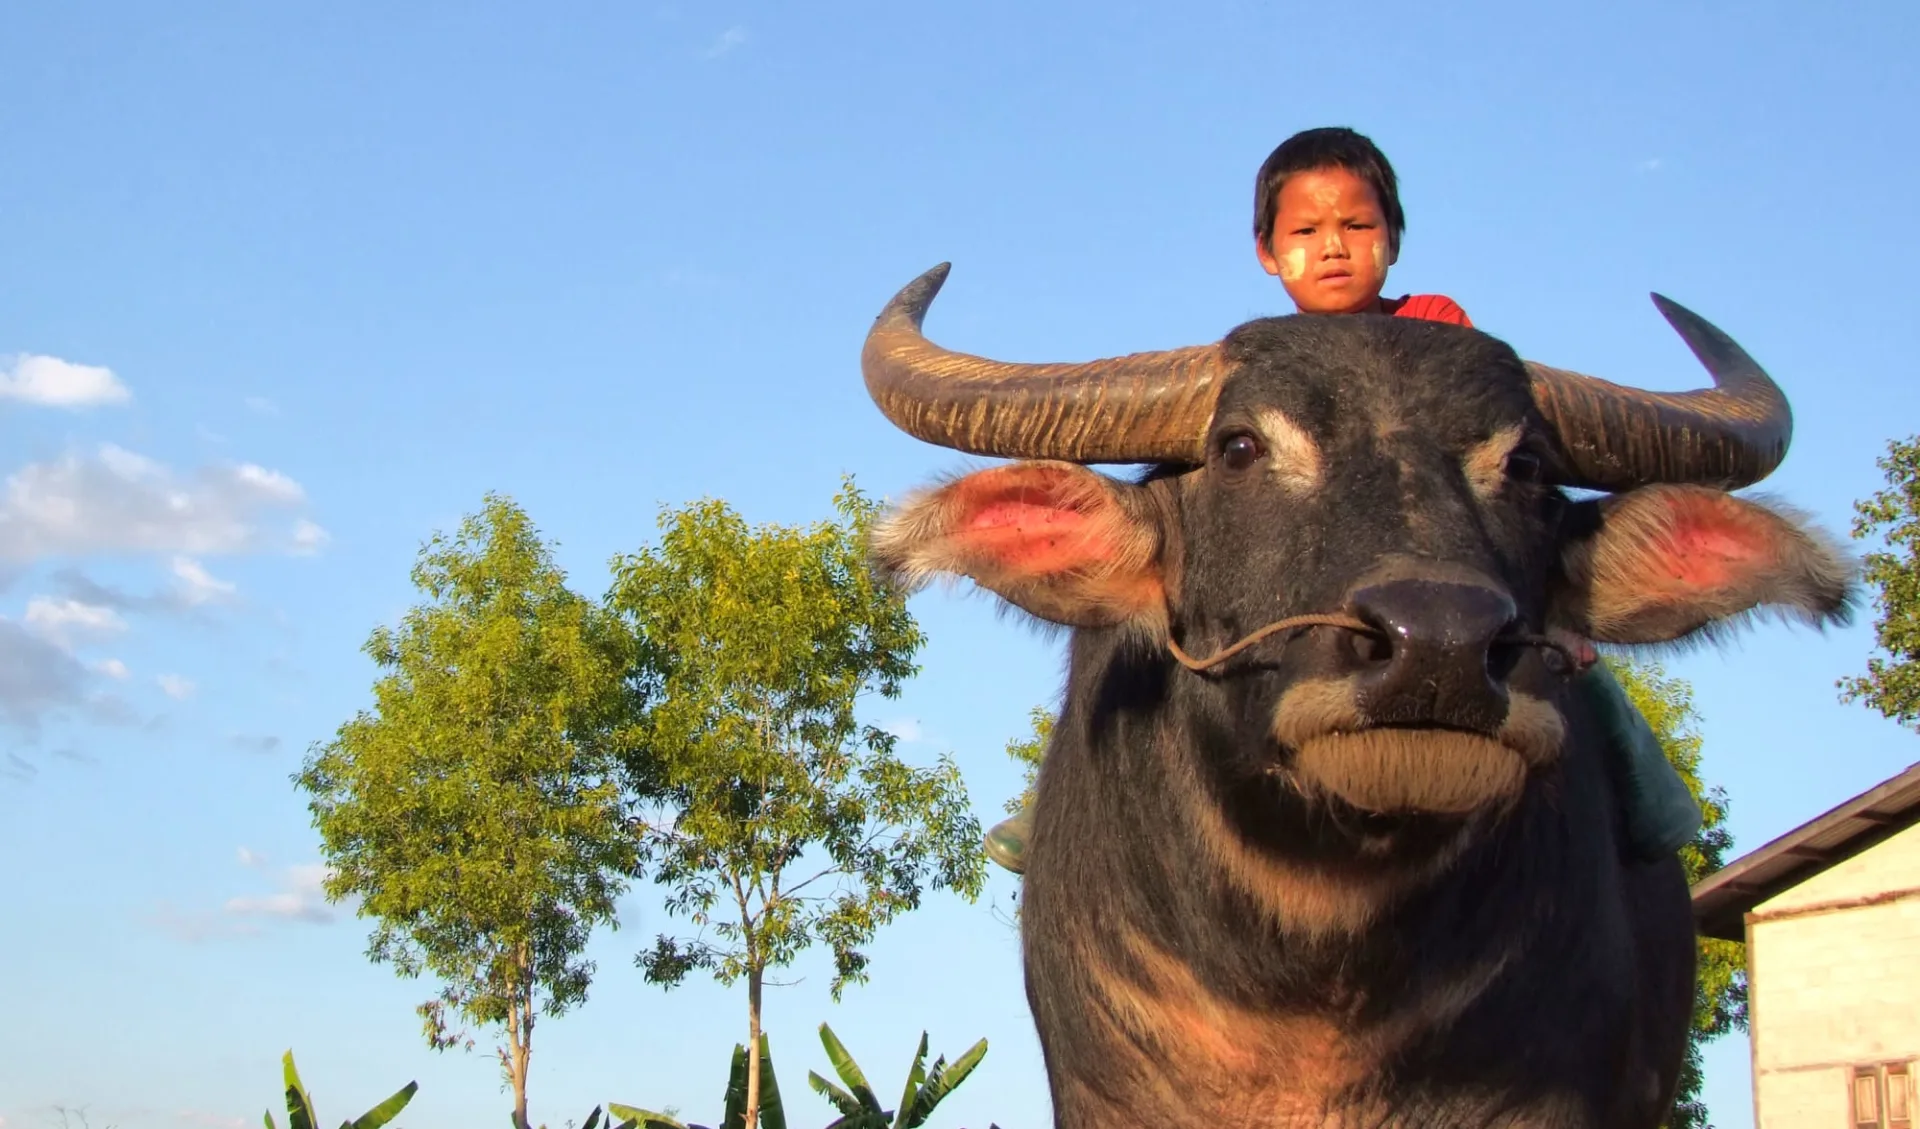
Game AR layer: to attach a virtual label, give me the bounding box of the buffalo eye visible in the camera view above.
[1505,449,1544,483]
[1219,432,1266,472]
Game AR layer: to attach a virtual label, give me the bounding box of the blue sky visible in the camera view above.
[3,2,1917,1126]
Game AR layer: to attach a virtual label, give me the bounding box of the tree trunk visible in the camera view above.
[511,1024,532,1129]
[744,963,764,1129]
[507,950,536,1129]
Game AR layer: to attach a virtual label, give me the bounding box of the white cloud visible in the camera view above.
[1639,157,1663,172]
[24,596,128,649]
[244,396,279,416]
[51,564,230,617]
[156,673,195,700]
[170,557,237,605]
[286,862,329,893]
[225,861,333,924]
[0,610,147,740]
[230,733,281,754]
[701,25,747,58]
[880,717,926,743]
[97,443,163,480]
[291,518,330,555]
[93,657,129,679]
[233,463,304,503]
[150,858,337,940]
[0,353,131,408]
[0,616,93,733]
[226,890,320,919]
[0,444,317,561]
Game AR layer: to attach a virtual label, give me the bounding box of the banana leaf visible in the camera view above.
[607,1106,696,1129]
[282,1052,318,1129]
[816,1024,882,1113]
[889,1034,929,1129]
[344,1080,418,1129]
[722,1042,748,1129]
[807,1071,864,1118]
[903,1039,986,1127]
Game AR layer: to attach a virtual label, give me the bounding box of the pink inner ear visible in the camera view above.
[953,477,1120,576]
[1645,498,1769,591]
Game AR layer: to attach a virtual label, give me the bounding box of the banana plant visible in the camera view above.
[610,1032,786,1129]
[531,1107,639,1129]
[805,1024,987,1129]
[263,1050,417,1129]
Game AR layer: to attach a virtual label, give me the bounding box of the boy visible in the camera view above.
[984,126,1701,875]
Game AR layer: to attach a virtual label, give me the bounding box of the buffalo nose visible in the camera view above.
[1345,579,1521,730]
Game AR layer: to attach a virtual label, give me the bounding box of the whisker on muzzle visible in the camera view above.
[1271,679,1568,815]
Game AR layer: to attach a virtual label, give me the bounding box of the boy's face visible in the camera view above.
[1257,166,1398,315]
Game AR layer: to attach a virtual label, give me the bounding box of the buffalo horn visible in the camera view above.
[862,266,1793,491]
[1527,295,1792,491]
[860,263,1227,464]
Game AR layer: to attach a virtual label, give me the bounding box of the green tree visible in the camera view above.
[995,704,1053,923]
[1610,661,1745,1129]
[1840,434,1920,725]
[999,664,1742,1128]
[295,494,638,1129]
[1001,705,1052,820]
[607,479,987,1129]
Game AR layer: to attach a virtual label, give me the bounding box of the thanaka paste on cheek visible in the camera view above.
[1371,241,1387,275]
[1280,247,1307,281]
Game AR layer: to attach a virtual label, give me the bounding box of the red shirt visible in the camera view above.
[1382,294,1473,328]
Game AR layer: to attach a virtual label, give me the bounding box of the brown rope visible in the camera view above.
[1166,614,1581,676]
[1166,614,1375,672]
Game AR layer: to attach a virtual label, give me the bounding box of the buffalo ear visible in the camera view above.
[870,460,1169,629]
[1556,485,1858,644]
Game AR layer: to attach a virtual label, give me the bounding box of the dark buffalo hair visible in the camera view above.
[857,261,1855,1127]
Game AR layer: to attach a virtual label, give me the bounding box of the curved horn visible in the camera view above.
[860,263,1228,463]
[1527,294,1792,491]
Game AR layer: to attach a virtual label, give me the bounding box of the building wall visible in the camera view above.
[1749,821,1920,1126]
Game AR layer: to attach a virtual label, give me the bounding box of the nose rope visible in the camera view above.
[1166,614,1374,672]
[1165,614,1582,676]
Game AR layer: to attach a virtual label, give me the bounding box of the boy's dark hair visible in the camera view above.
[1253,127,1406,256]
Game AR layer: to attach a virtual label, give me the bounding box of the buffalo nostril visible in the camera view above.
[1485,637,1524,684]
[1343,577,1519,729]
[1348,628,1393,666]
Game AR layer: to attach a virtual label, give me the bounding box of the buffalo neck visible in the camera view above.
[1034,625,1632,1018]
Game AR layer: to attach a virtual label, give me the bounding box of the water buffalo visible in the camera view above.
[859,264,1856,1128]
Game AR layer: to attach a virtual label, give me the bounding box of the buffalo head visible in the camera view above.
[866,265,1854,838]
